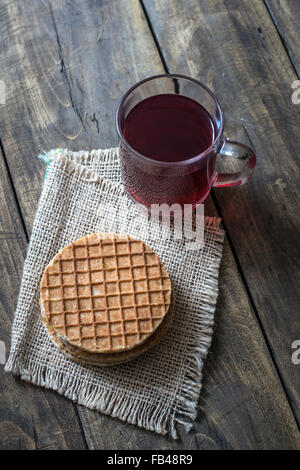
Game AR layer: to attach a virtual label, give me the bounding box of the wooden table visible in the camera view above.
[0,0,299,450]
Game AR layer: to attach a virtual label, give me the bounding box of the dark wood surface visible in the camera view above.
[0,0,299,450]
[265,0,300,73]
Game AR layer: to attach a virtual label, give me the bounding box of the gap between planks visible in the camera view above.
[263,0,299,79]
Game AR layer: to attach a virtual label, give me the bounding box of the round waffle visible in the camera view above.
[40,293,174,366]
[40,233,172,355]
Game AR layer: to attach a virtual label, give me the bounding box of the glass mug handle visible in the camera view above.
[213,137,256,187]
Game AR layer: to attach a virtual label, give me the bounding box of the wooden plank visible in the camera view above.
[143,0,300,424]
[0,149,87,449]
[74,218,300,449]
[0,0,164,234]
[265,0,300,74]
[0,0,299,449]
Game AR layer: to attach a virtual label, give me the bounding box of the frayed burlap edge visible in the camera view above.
[5,148,225,438]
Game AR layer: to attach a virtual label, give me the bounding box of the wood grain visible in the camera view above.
[0,146,87,449]
[0,0,163,235]
[73,219,300,449]
[143,0,300,425]
[0,0,299,449]
[265,0,300,74]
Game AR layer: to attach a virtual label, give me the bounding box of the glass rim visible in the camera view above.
[115,73,224,167]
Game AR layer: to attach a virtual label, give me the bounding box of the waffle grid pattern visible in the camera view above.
[41,234,171,352]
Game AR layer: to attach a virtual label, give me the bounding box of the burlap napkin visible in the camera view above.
[5,148,224,438]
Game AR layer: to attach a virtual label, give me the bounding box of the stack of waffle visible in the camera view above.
[40,233,173,366]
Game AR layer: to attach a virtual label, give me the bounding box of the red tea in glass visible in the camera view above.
[116,74,256,211]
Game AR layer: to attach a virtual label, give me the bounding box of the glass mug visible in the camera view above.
[116,74,256,211]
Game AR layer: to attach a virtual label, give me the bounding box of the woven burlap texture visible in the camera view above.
[5,148,225,438]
